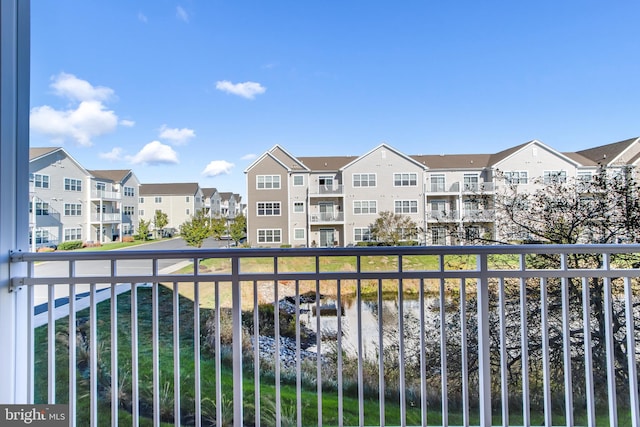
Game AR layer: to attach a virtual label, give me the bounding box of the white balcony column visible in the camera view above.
[0,0,30,403]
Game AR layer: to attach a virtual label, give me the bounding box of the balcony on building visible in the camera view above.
[90,189,122,201]
[308,184,344,197]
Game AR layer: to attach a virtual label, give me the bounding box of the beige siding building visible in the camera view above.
[246,137,640,247]
[139,183,205,231]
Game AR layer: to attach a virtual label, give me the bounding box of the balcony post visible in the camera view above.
[231,256,243,426]
[0,0,30,404]
[476,253,491,426]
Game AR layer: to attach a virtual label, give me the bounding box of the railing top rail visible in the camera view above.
[10,243,640,263]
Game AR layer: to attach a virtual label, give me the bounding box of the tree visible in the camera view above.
[209,216,227,241]
[369,211,420,246]
[180,210,212,248]
[229,214,247,245]
[153,209,168,237]
[136,219,151,241]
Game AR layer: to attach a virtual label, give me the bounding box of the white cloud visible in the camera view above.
[128,141,179,165]
[215,80,266,99]
[99,147,124,161]
[51,72,114,102]
[30,100,118,146]
[158,124,195,145]
[138,12,148,23]
[120,119,135,127]
[176,6,189,22]
[202,160,234,177]
[241,153,257,161]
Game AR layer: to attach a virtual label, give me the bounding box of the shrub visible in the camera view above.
[82,241,102,248]
[57,240,83,251]
[280,244,292,248]
[122,235,134,243]
[36,246,55,253]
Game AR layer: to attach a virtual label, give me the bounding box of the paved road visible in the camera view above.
[32,237,227,308]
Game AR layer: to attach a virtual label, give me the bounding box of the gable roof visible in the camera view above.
[201,187,218,198]
[140,183,200,196]
[297,156,356,171]
[29,147,61,161]
[411,153,492,170]
[88,169,132,183]
[244,150,294,173]
[339,143,428,171]
[575,137,640,166]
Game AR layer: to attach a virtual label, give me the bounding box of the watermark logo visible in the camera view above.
[0,405,68,426]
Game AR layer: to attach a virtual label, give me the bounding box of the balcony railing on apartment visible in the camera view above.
[9,245,640,427]
[91,190,122,200]
[90,212,122,222]
[428,210,460,221]
[429,182,495,194]
[309,185,344,196]
[309,212,345,223]
[462,209,496,222]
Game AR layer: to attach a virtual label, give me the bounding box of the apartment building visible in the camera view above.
[29,147,140,248]
[138,183,205,230]
[245,137,640,247]
[202,187,222,218]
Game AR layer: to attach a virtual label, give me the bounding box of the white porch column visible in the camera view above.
[0,0,31,404]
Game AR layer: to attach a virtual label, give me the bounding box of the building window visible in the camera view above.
[258,229,281,243]
[96,182,106,191]
[430,175,445,192]
[64,203,82,216]
[257,175,281,189]
[186,209,190,215]
[257,202,281,216]
[353,173,376,187]
[124,186,135,197]
[294,228,305,240]
[577,172,593,181]
[394,200,418,214]
[354,227,372,242]
[30,173,50,188]
[64,228,82,241]
[123,206,135,216]
[31,230,50,245]
[30,201,49,215]
[394,173,417,187]
[139,197,144,203]
[64,178,82,191]
[353,200,377,214]
[293,202,305,213]
[465,226,480,241]
[544,170,567,184]
[432,227,446,245]
[139,209,144,216]
[293,175,304,186]
[504,171,528,185]
[186,196,190,202]
[155,196,162,203]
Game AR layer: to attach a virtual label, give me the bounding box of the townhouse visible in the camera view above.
[29,147,140,249]
[138,183,205,231]
[245,137,640,247]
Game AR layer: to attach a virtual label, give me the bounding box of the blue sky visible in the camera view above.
[30,1,640,197]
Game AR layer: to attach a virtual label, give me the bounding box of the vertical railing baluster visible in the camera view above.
[439,255,448,427]
[560,254,574,427]
[216,281,223,426]
[603,253,618,427]
[337,279,344,427]
[498,277,509,427]
[231,255,243,427]
[398,277,406,427]
[111,260,119,427]
[357,256,364,427]
[582,277,595,427]
[520,253,531,426]
[460,278,469,427]
[541,277,552,427]
[193,275,201,427]
[274,279,281,427]
[173,282,181,426]
[316,257,323,427]
[419,278,427,427]
[48,282,55,404]
[131,283,139,427]
[27,261,35,405]
[89,283,98,427]
[476,253,491,427]
[624,276,640,427]
[295,280,302,427]
[68,262,76,425]
[151,281,160,427]
[253,280,260,427]
[378,277,385,427]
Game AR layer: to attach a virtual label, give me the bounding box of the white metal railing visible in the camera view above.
[9,245,640,427]
[428,210,460,221]
[91,190,122,200]
[90,212,121,222]
[309,212,345,222]
[309,185,344,196]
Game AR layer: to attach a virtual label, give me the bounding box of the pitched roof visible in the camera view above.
[29,147,61,160]
[140,183,200,196]
[201,187,218,198]
[219,192,233,201]
[88,169,132,182]
[411,153,492,169]
[297,156,356,171]
[575,137,640,165]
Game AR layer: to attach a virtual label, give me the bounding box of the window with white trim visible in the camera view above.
[186,209,190,215]
[30,201,49,215]
[432,227,446,245]
[64,228,82,241]
[504,171,528,185]
[354,227,372,242]
[394,200,418,214]
[293,175,304,186]
[64,203,82,216]
[155,196,162,203]
[139,197,144,203]
[353,200,377,214]
[139,209,144,216]
[31,230,50,245]
[257,175,281,189]
[65,178,82,191]
[186,196,190,202]
[257,201,281,216]
[124,186,135,197]
[123,206,135,216]
[393,173,417,187]
[294,228,305,240]
[577,172,593,181]
[543,170,567,184]
[96,182,106,191]
[30,173,50,188]
[430,174,445,192]
[293,202,305,213]
[258,229,281,243]
[353,173,376,187]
